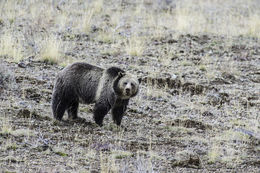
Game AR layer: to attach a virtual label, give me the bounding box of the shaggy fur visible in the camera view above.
[51,62,140,126]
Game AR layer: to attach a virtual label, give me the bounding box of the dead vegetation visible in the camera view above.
[0,0,260,172]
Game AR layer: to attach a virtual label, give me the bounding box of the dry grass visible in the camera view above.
[0,31,24,62]
[0,118,13,136]
[173,0,260,36]
[81,10,94,34]
[0,0,260,63]
[38,34,63,64]
[125,36,146,56]
[208,129,250,166]
[0,0,259,172]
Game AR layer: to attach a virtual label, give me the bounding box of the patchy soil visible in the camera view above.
[1,33,260,172]
[0,1,260,173]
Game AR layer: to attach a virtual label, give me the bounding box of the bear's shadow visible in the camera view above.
[57,117,97,127]
[54,117,127,131]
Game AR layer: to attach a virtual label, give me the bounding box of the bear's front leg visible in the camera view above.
[52,93,68,121]
[67,100,79,120]
[111,105,127,126]
[93,102,111,126]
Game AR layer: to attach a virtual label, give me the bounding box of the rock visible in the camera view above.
[202,111,214,117]
[18,62,27,68]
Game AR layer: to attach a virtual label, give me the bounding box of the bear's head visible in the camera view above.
[113,72,141,99]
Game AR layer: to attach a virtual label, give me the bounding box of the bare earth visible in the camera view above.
[0,1,260,172]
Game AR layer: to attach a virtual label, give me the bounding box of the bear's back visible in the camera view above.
[57,62,104,103]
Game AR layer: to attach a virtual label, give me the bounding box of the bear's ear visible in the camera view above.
[118,72,126,78]
[138,78,142,84]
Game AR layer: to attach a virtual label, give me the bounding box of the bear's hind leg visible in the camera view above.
[67,100,79,120]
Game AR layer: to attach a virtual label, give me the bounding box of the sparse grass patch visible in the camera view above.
[59,56,75,67]
[125,36,146,56]
[81,9,94,34]
[205,69,217,83]
[207,129,251,166]
[146,85,169,99]
[79,105,92,113]
[92,0,104,14]
[144,74,170,99]
[208,143,244,167]
[103,123,122,132]
[246,13,260,38]
[181,60,192,66]
[100,39,123,56]
[55,12,69,30]
[164,125,195,135]
[207,143,221,164]
[0,0,18,23]
[0,119,13,136]
[199,65,206,71]
[174,136,209,144]
[11,128,36,137]
[53,147,68,157]
[214,129,250,143]
[100,152,119,173]
[6,143,17,151]
[110,11,122,27]
[174,3,208,34]
[134,153,156,173]
[85,148,97,161]
[96,30,114,44]
[0,32,24,62]
[39,35,63,64]
[1,138,17,151]
[101,47,120,56]
[55,151,68,157]
[112,150,133,159]
[174,0,260,37]
[157,44,177,66]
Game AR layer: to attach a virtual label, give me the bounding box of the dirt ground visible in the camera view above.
[0,0,260,172]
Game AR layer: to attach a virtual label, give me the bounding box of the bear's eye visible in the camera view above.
[123,82,128,85]
[131,83,135,87]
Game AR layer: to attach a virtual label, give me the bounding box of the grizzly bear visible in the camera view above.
[51,62,140,126]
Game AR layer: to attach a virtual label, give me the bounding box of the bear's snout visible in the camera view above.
[125,88,131,95]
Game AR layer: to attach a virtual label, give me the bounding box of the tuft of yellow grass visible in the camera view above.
[100,152,119,173]
[207,143,221,163]
[125,36,145,56]
[97,30,114,44]
[0,119,13,135]
[39,35,63,64]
